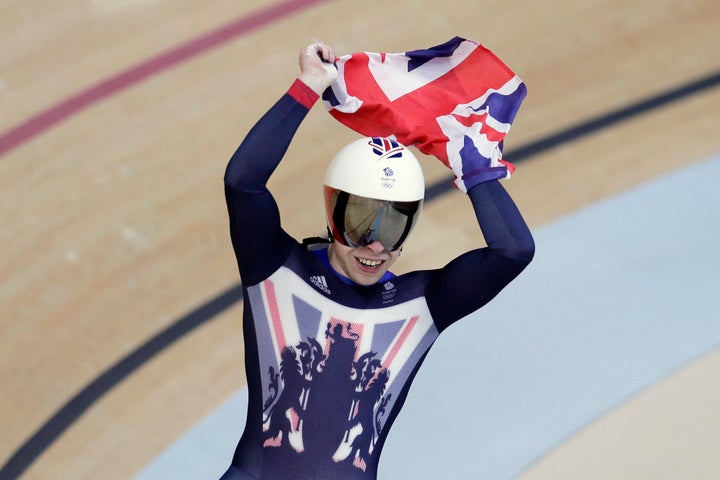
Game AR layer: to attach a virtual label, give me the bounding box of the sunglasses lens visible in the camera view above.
[325,188,422,251]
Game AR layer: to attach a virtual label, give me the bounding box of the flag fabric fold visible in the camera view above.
[322,37,527,193]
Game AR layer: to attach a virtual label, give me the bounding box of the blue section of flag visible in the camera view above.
[472,84,529,125]
[405,36,465,71]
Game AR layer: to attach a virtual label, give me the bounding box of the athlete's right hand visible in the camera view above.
[298,42,338,95]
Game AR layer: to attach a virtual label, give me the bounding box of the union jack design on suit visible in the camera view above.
[246,265,437,474]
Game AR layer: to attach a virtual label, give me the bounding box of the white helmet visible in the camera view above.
[323,137,424,251]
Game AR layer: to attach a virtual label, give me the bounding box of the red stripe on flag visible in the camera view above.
[452,112,507,143]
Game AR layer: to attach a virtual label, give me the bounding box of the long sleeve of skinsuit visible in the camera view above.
[220,79,534,480]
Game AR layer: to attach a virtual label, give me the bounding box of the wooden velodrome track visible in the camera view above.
[2,0,719,478]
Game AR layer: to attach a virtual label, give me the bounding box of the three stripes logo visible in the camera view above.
[310,275,331,295]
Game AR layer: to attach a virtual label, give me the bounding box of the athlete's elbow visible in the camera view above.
[223,164,255,192]
[501,235,535,271]
[223,147,255,189]
[517,235,535,265]
[223,159,243,188]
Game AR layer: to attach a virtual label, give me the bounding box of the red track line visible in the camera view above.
[0,0,330,158]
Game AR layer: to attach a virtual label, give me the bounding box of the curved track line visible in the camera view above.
[3,51,720,480]
[0,0,331,158]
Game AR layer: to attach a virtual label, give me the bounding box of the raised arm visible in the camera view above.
[224,43,337,283]
[426,179,535,331]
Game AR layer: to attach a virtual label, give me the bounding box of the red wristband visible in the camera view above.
[288,79,319,109]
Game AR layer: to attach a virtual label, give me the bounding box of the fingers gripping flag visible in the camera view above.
[322,37,527,193]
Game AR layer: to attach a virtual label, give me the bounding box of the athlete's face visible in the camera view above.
[327,240,400,286]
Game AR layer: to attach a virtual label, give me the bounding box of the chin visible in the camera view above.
[350,270,386,286]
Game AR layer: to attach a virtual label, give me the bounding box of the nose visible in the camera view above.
[365,240,387,253]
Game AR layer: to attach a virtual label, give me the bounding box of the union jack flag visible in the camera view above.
[323,37,527,192]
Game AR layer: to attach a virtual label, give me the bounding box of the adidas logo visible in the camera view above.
[310,275,331,295]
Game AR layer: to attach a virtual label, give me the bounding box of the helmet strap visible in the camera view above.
[301,235,331,250]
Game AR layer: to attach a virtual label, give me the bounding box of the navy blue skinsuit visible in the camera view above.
[220,80,535,480]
